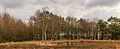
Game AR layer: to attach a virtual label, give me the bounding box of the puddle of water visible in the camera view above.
[57,42,77,45]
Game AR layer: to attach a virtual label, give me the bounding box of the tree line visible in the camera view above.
[0,8,120,43]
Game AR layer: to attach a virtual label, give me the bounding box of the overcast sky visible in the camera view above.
[0,0,120,22]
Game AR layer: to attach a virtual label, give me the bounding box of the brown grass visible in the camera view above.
[0,40,120,49]
[116,44,120,49]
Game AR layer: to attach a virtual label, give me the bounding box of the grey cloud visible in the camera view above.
[29,0,47,5]
[86,0,120,8]
[47,0,87,6]
[0,0,27,8]
[50,0,73,5]
[83,9,120,20]
[0,0,120,21]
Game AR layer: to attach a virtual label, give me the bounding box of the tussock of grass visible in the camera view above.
[0,41,56,46]
[0,42,25,45]
[0,41,34,45]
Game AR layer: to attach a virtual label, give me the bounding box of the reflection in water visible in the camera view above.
[57,42,76,45]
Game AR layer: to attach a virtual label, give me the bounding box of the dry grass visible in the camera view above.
[116,44,120,49]
[0,40,120,49]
